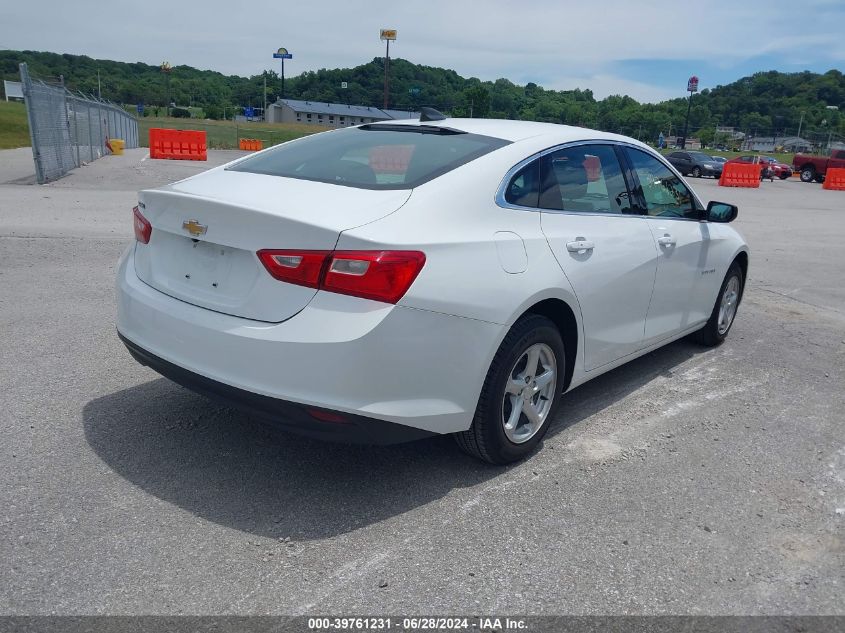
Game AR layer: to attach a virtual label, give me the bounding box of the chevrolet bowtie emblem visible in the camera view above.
[182,219,207,237]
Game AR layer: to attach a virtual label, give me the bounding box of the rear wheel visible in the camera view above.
[691,166,702,178]
[800,167,816,183]
[455,315,564,464]
[691,264,743,347]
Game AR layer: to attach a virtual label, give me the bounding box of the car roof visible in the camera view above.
[368,117,653,148]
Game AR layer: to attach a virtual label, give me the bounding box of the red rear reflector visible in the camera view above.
[323,251,426,304]
[133,206,152,244]
[256,250,330,289]
[306,408,349,424]
[257,249,426,304]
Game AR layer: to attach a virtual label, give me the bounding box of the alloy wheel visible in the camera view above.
[502,343,557,444]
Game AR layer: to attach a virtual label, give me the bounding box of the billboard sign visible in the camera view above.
[380,29,397,41]
[687,76,699,92]
[273,47,293,59]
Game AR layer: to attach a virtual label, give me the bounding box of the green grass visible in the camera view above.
[0,101,31,149]
[138,117,327,149]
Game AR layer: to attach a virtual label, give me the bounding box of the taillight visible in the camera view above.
[133,206,152,244]
[256,250,329,289]
[257,249,426,304]
[323,251,426,304]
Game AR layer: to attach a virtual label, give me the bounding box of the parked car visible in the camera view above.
[758,156,793,179]
[666,151,723,178]
[711,156,728,165]
[792,149,845,183]
[725,155,780,181]
[118,114,748,464]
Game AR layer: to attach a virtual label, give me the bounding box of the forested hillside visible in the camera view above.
[2,49,843,144]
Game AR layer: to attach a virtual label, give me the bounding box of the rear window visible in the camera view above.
[226,125,510,190]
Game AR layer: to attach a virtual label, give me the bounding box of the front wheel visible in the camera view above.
[691,264,743,347]
[455,315,564,464]
[779,173,789,180]
[800,167,816,183]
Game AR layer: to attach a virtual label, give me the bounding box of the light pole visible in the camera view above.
[681,75,698,149]
[160,61,172,117]
[273,47,293,102]
[380,29,397,109]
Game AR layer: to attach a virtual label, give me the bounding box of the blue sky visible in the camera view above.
[1,0,843,103]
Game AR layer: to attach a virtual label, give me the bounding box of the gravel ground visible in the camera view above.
[0,150,843,615]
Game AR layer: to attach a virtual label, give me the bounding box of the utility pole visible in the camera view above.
[380,29,397,109]
[97,69,101,99]
[797,111,805,139]
[263,74,267,122]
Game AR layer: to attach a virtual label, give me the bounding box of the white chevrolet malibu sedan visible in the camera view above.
[117,111,748,464]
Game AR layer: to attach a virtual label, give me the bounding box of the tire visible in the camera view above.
[455,314,565,464]
[691,264,744,347]
[800,167,816,183]
[691,166,702,178]
[779,173,789,180]
[814,175,825,184]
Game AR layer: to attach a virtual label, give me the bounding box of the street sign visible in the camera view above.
[687,76,699,92]
[136,103,144,115]
[341,82,348,89]
[273,47,293,59]
[380,29,397,41]
[409,87,420,96]
[244,106,255,118]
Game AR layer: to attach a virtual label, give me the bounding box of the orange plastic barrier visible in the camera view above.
[718,162,761,188]
[149,128,207,161]
[369,145,414,174]
[583,155,601,181]
[239,138,263,151]
[822,167,845,190]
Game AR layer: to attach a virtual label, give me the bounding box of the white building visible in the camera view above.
[265,99,419,127]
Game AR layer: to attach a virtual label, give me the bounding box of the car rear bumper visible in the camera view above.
[119,332,434,444]
[116,245,503,437]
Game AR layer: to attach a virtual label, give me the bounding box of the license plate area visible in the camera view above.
[147,231,261,308]
[179,238,235,291]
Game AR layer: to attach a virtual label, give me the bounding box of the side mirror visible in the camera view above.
[706,200,738,223]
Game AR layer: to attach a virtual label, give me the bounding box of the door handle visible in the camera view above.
[566,238,595,253]
[657,235,676,247]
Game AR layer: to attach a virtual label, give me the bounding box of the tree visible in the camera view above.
[462,85,490,118]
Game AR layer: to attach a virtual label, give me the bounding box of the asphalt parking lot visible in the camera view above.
[1,149,843,615]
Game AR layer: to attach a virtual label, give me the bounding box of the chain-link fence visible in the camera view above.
[20,63,139,184]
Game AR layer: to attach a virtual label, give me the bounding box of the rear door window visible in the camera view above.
[227,125,510,190]
[538,144,634,214]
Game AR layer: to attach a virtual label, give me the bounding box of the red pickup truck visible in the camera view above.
[792,149,845,183]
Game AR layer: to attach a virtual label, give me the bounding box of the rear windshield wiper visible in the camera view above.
[357,124,466,135]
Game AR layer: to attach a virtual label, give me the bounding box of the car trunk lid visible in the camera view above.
[133,169,412,322]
